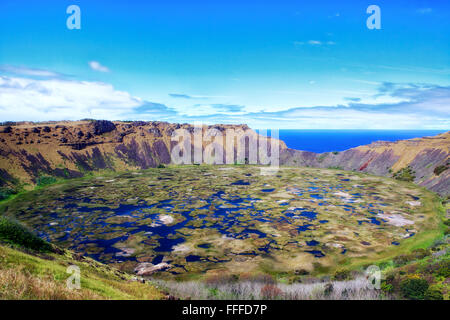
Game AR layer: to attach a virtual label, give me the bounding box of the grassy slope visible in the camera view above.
[331,184,445,273]
[378,240,449,300]
[0,215,163,300]
[0,243,164,300]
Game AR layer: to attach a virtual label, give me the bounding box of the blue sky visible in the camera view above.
[0,0,449,129]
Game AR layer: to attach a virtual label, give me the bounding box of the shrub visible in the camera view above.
[433,164,448,176]
[430,238,446,249]
[242,273,275,284]
[333,269,351,281]
[36,175,57,187]
[378,261,393,270]
[392,166,415,182]
[380,282,394,293]
[0,188,15,201]
[317,154,327,163]
[208,287,219,297]
[294,269,309,276]
[157,164,166,168]
[323,283,333,296]
[260,284,282,299]
[435,261,450,278]
[393,254,413,266]
[205,273,238,287]
[400,276,429,300]
[375,270,402,295]
[411,248,429,260]
[0,216,52,252]
[424,288,444,300]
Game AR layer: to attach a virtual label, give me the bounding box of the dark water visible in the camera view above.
[26,171,411,268]
[39,190,272,265]
[258,130,447,153]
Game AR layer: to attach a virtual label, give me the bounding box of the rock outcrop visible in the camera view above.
[134,262,171,276]
[0,120,283,189]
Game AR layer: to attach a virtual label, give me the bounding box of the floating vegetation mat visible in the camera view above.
[0,166,441,278]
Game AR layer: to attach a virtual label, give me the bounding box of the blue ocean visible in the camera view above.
[258,130,447,153]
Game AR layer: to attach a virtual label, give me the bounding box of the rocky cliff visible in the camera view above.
[0,120,448,196]
[280,132,449,196]
[0,120,283,192]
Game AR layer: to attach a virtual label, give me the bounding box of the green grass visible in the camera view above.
[329,191,445,275]
[0,216,52,252]
[0,204,164,299]
[0,243,164,300]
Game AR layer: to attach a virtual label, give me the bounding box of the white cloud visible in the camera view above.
[0,76,142,121]
[241,84,450,129]
[88,61,110,73]
[0,65,63,78]
[294,40,336,46]
[0,70,448,130]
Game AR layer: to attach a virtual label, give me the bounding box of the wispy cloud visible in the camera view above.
[168,93,232,100]
[344,97,361,102]
[169,93,194,99]
[88,61,110,73]
[294,40,336,47]
[416,8,432,14]
[0,65,65,78]
[210,104,245,112]
[376,64,449,75]
[133,102,177,118]
[169,93,213,100]
[177,103,246,117]
[178,83,450,129]
[349,79,381,86]
[240,83,450,129]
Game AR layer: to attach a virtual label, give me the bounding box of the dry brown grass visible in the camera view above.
[99,278,163,300]
[0,266,102,300]
[0,244,164,300]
